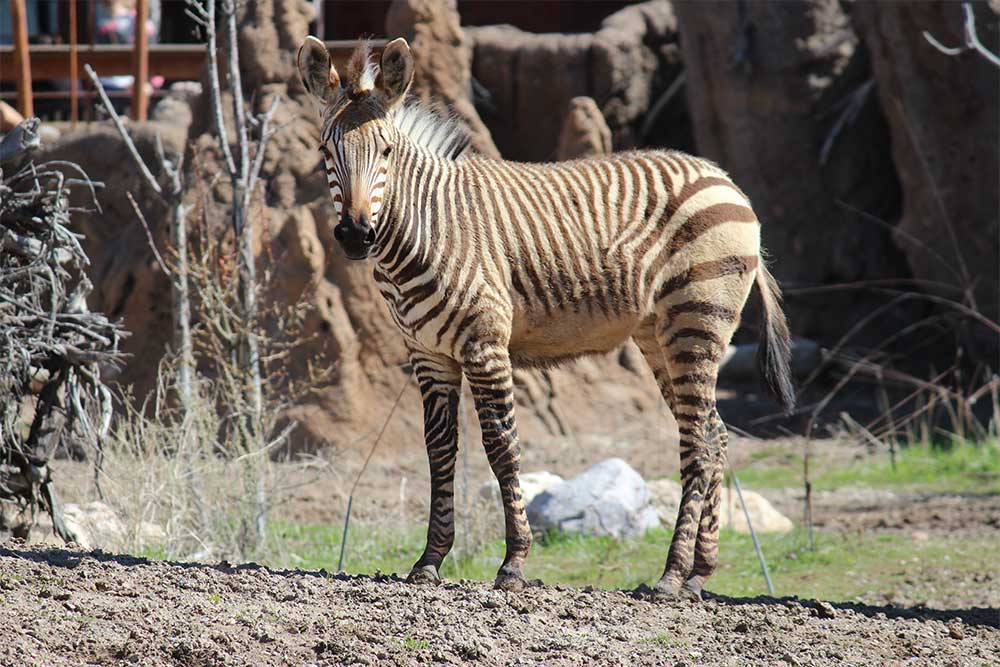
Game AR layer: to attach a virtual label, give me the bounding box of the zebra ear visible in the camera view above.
[298,36,340,105]
[376,38,414,108]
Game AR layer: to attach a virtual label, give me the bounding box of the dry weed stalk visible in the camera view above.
[103,199,331,561]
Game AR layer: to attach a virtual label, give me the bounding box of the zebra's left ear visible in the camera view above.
[376,38,414,109]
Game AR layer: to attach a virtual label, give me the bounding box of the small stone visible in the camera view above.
[781,652,801,666]
[815,601,837,619]
[948,625,965,640]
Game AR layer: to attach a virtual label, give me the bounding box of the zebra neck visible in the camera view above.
[374,140,460,283]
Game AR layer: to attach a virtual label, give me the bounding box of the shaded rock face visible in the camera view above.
[40,123,183,398]
[555,97,613,161]
[468,0,681,161]
[385,0,500,158]
[852,2,999,361]
[527,458,660,539]
[674,0,926,351]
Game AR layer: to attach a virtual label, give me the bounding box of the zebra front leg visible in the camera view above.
[464,346,532,591]
[407,352,463,585]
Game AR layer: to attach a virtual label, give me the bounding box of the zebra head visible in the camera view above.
[297,36,414,260]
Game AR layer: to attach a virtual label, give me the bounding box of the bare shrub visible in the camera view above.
[100,184,331,562]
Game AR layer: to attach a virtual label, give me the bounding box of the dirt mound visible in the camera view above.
[1,545,996,666]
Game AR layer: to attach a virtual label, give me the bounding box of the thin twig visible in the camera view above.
[83,64,162,197]
[126,192,172,277]
[924,2,1000,68]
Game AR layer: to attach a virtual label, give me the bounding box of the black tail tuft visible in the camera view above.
[755,263,795,415]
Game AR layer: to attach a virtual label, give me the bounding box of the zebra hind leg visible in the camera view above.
[635,316,724,600]
[683,407,728,599]
[653,296,743,599]
[406,352,463,585]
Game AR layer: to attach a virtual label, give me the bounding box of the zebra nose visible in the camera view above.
[333,224,347,242]
[364,227,376,246]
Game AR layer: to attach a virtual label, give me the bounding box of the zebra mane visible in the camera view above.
[333,41,473,161]
[389,100,472,162]
[344,40,378,94]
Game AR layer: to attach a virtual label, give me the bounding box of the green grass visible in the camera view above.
[267,521,996,603]
[131,439,998,604]
[733,439,1000,494]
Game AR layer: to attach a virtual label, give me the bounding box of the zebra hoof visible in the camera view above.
[650,575,700,602]
[406,565,441,585]
[493,571,526,592]
[682,577,705,602]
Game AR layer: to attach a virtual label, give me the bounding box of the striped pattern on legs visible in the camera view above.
[407,351,462,583]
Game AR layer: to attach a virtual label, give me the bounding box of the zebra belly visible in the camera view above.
[508,307,640,366]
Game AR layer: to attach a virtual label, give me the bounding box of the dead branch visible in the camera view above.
[924,2,1000,68]
[1,120,125,542]
[0,116,39,166]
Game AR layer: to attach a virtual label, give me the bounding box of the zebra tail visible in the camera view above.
[754,261,795,415]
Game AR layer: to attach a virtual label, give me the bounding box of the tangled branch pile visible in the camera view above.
[0,118,125,543]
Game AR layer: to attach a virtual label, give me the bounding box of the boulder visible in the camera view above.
[648,479,793,534]
[721,488,794,534]
[32,501,166,551]
[150,82,202,130]
[386,0,501,158]
[479,471,564,508]
[527,458,660,539]
[718,339,822,383]
[468,0,680,161]
[554,97,612,161]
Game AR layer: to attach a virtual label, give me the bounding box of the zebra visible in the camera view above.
[297,36,794,599]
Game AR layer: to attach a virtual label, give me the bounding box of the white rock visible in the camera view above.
[648,478,793,534]
[479,471,564,508]
[720,488,794,534]
[647,478,682,528]
[33,501,165,551]
[526,458,660,539]
[62,501,126,550]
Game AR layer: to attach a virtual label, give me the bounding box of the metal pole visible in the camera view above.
[10,0,33,118]
[70,0,79,124]
[132,0,150,120]
[337,495,353,573]
[731,471,775,595]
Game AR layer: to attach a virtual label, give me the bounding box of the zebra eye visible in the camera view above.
[382,145,393,158]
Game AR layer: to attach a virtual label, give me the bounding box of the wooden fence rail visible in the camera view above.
[1,39,373,121]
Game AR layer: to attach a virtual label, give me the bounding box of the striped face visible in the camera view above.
[320,123,392,225]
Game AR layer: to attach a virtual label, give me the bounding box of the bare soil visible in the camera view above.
[2,543,997,667]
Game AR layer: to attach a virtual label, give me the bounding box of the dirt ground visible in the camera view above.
[2,543,998,667]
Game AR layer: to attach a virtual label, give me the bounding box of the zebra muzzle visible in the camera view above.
[334,219,377,259]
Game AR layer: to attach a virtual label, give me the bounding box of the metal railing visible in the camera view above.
[2,0,373,123]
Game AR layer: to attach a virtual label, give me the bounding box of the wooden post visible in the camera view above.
[10,0,33,118]
[132,0,150,120]
[70,0,79,124]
